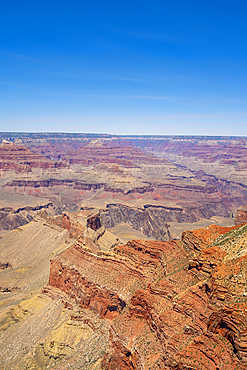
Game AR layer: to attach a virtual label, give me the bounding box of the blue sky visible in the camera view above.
[0,0,247,135]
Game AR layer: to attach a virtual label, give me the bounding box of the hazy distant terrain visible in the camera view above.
[0,133,247,369]
[1,133,247,240]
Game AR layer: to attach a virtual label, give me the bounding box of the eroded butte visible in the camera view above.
[1,133,247,240]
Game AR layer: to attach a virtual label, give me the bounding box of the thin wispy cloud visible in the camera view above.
[1,51,53,64]
[1,1,246,135]
[1,79,246,109]
[97,24,185,43]
[33,69,148,84]
[1,50,201,86]
[35,91,186,105]
[0,80,183,103]
[32,64,203,85]
[0,80,34,90]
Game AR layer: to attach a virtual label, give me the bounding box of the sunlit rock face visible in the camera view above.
[1,133,247,369]
[0,140,66,171]
[0,210,247,368]
[44,222,247,370]
[235,206,247,225]
[1,134,247,238]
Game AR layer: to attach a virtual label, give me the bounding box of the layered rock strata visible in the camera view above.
[235,206,247,225]
[0,202,53,230]
[44,223,247,369]
[1,136,245,239]
[0,140,66,171]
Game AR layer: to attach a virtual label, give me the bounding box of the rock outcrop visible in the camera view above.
[42,222,247,369]
[1,135,246,234]
[0,202,53,230]
[0,140,66,171]
[235,206,247,225]
[2,133,247,369]
[1,217,247,369]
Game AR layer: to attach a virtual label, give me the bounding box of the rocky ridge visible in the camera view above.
[235,206,247,225]
[1,135,246,238]
[0,140,66,172]
[1,133,247,368]
[1,216,247,369]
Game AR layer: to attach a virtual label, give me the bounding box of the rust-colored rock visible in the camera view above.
[48,258,126,319]
[0,140,66,171]
[188,246,226,273]
[235,206,247,225]
[1,134,246,240]
[45,222,247,369]
[2,133,247,369]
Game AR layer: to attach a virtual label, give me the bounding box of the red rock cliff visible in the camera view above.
[47,223,247,369]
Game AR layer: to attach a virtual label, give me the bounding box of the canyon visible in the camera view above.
[0,210,246,369]
[0,133,247,369]
[1,133,246,239]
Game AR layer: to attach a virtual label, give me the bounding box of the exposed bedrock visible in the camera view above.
[100,229,247,369]
[100,202,236,241]
[0,140,66,171]
[127,283,213,366]
[40,223,247,368]
[102,327,140,370]
[235,206,247,225]
[5,178,153,195]
[206,254,247,361]
[86,214,102,231]
[41,210,107,248]
[208,307,247,362]
[100,204,192,240]
[0,202,53,230]
[5,179,74,188]
[0,211,27,230]
[48,259,126,320]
